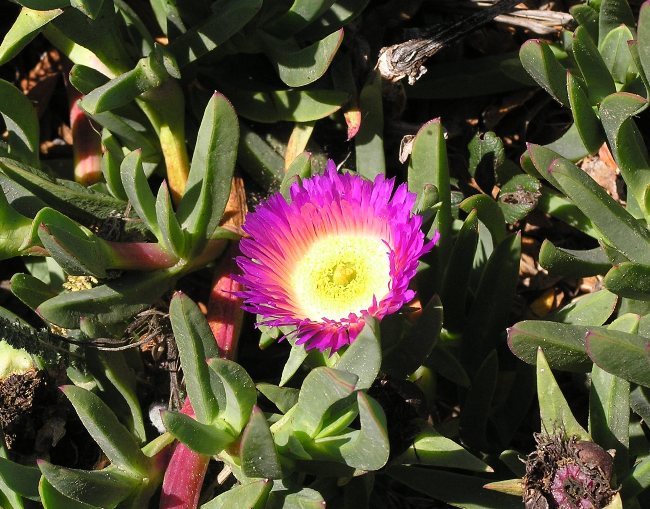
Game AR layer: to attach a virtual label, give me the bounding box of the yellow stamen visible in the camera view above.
[292,234,390,320]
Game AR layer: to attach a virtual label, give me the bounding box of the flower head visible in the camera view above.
[235,161,437,352]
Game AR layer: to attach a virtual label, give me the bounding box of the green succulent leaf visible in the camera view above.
[177,92,238,250]
[539,240,611,277]
[519,39,569,106]
[388,466,522,509]
[31,207,109,278]
[548,157,650,264]
[120,150,161,240]
[441,209,478,332]
[537,187,598,238]
[266,487,325,509]
[586,327,650,388]
[238,123,284,190]
[622,453,650,498]
[546,288,618,325]
[240,406,283,479]
[459,195,506,245]
[0,187,33,262]
[39,477,97,509]
[508,321,592,372]
[61,385,150,476]
[208,357,257,434]
[598,0,636,47]
[536,348,590,439]
[169,293,220,423]
[201,479,271,509]
[10,272,56,311]
[408,118,451,254]
[266,0,336,35]
[168,0,262,67]
[383,295,442,379]
[0,456,41,501]
[463,233,521,371]
[161,410,235,455]
[0,7,63,65]
[599,25,635,83]
[37,269,175,328]
[567,72,604,154]
[570,4,599,42]
[604,261,650,299]
[460,350,498,450]
[38,462,138,508]
[227,88,348,123]
[395,427,492,472]
[573,25,616,104]
[355,70,385,179]
[264,29,343,87]
[332,319,381,390]
[497,174,541,224]
[155,182,186,257]
[0,79,40,166]
[292,367,358,437]
[256,384,299,414]
[280,151,312,200]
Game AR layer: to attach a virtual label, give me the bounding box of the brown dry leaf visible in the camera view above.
[530,288,563,317]
[21,50,62,119]
[578,276,603,295]
[579,144,621,201]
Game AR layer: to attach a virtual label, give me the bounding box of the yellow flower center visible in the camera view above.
[292,234,391,320]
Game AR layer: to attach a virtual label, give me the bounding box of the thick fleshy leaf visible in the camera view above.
[570,4,599,42]
[240,406,283,479]
[266,0,336,35]
[36,269,178,328]
[441,210,478,332]
[463,233,520,371]
[467,131,503,190]
[292,367,358,437]
[0,79,39,166]
[536,348,590,439]
[0,456,40,501]
[39,477,97,509]
[201,479,271,509]
[598,0,636,46]
[548,157,650,265]
[622,453,650,498]
[537,187,598,238]
[598,93,650,214]
[10,273,56,312]
[168,0,262,66]
[38,462,137,508]
[256,384,298,414]
[0,7,63,65]
[208,357,256,433]
[546,289,618,326]
[355,70,385,179]
[388,466,522,509]
[332,319,381,390]
[426,343,470,387]
[61,385,150,475]
[567,72,604,153]
[604,261,650,299]
[497,174,541,224]
[120,150,160,239]
[600,25,635,83]
[337,392,388,470]
[573,26,616,104]
[508,321,592,372]
[177,92,238,248]
[519,39,569,106]
[280,151,312,200]
[265,29,343,87]
[383,295,442,379]
[408,118,451,255]
[0,187,33,262]
[155,182,186,257]
[459,195,506,245]
[238,123,284,189]
[396,427,492,472]
[545,123,590,161]
[266,487,325,508]
[460,351,498,450]
[31,208,109,278]
[227,88,348,123]
[169,293,220,423]
[586,327,650,388]
[161,410,235,455]
[539,240,610,277]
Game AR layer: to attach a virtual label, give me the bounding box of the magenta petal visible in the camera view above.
[236,160,437,352]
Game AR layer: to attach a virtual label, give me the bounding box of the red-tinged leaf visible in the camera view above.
[344,108,361,140]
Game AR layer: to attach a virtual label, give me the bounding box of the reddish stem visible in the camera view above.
[159,178,246,509]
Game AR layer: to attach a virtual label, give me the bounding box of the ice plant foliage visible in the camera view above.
[236,161,437,352]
